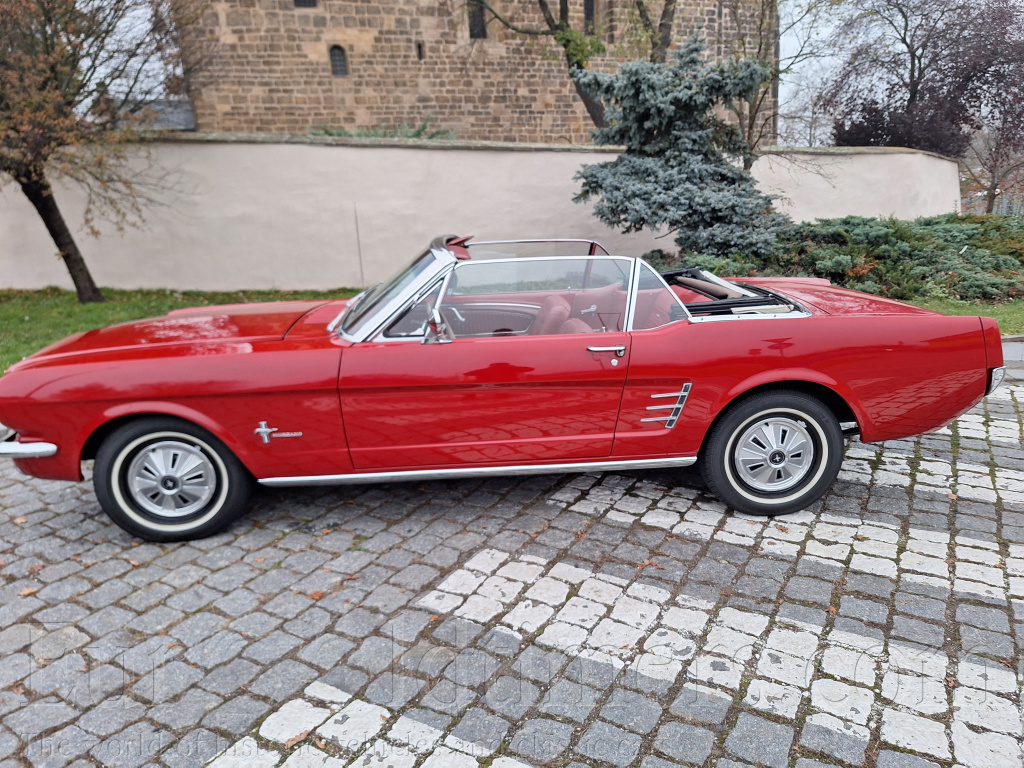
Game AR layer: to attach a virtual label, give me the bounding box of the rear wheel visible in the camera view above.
[94,418,251,541]
[700,390,843,517]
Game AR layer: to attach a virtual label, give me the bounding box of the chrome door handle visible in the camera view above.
[588,345,626,357]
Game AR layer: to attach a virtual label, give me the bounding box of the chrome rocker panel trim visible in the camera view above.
[259,455,698,487]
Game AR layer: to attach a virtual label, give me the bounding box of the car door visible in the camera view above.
[339,256,632,470]
[612,262,702,458]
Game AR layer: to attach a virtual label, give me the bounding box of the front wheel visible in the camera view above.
[94,418,251,541]
[700,391,843,517]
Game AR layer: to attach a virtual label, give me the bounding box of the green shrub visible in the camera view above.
[700,214,1024,302]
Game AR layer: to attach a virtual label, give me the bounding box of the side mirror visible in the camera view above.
[422,307,454,345]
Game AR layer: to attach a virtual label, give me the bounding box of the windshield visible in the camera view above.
[340,250,438,337]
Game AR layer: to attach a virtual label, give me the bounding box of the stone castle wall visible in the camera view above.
[186,0,746,143]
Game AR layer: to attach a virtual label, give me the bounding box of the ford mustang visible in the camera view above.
[0,236,1005,541]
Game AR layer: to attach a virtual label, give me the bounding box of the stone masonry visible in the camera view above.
[187,0,763,143]
[4,357,1024,766]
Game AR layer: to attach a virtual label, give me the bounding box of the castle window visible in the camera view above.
[468,0,487,39]
[584,0,595,34]
[294,0,316,7]
[416,41,425,60]
[330,46,349,76]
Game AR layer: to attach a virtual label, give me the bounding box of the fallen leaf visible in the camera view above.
[255,558,265,563]
[948,493,958,501]
[284,730,310,750]
[776,525,789,533]
[128,560,140,567]
[18,587,37,596]
[322,529,330,536]
[13,517,26,524]
[945,677,956,688]
[309,590,326,600]
[429,614,439,622]
[314,738,326,750]
[27,564,44,574]
[167,643,181,650]
[639,559,664,570]
[826,606,838,615]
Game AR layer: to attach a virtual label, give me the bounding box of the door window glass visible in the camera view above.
[441,257,630,337]
[632,262,688,331]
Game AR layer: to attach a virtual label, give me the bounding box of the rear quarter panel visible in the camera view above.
[613,313,987,457]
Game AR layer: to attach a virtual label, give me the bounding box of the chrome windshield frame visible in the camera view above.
[336,246,458,343]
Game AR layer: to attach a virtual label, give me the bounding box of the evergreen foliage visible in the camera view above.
[695,214,1024,301]
[573,36,789,259]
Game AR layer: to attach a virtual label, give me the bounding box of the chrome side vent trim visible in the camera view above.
[641,384,692,429]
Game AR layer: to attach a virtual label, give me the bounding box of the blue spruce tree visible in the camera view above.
[574,36,789,262]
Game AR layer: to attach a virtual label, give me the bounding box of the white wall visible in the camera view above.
[0,137,961,291]
[754,146,963,221]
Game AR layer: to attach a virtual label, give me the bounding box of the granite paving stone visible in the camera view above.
[4,377,1024,766]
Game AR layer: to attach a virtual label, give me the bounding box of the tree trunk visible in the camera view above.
[650,0,679,64]
[573,77,607,129]
[986,183,998,214]
[19,174,105,303]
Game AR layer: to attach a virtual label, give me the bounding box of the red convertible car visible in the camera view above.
[0,236,1005,541]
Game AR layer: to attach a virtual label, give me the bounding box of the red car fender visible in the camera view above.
[81,401,247,469]
[713,367,872,437]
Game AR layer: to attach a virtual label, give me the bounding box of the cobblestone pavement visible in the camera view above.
[4,383,1024,768]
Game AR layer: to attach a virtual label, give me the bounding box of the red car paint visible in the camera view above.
[0,247,1003,493]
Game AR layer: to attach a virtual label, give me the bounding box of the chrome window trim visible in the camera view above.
[623,259,641,332]
[687,310,813,323]
[454,302,543,310]
[467,239,610,256]
[371,275,452,343]
[340,248,456,343]
[258,454,697,487]
[626,261,691,332]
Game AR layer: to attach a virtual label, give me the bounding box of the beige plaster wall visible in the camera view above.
[753,147,963,221]
[0,138,961,291]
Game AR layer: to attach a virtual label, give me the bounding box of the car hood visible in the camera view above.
[739,279,940,316]
[10,300,331,371]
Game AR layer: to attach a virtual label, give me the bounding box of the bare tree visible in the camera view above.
[473,0,683,128]
[0,0,203,302]
[961,75,1024,214]
[717,0,835,168]
[822,0,1024,159]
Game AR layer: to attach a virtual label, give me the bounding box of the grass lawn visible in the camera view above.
[1,287,1022,373]
[0,286,358,371]
[911,298,1024,336]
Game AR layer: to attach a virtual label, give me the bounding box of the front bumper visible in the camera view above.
[0,424,58,459]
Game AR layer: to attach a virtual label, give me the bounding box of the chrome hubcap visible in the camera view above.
[127,440,216,518]
[735,416,814,493]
